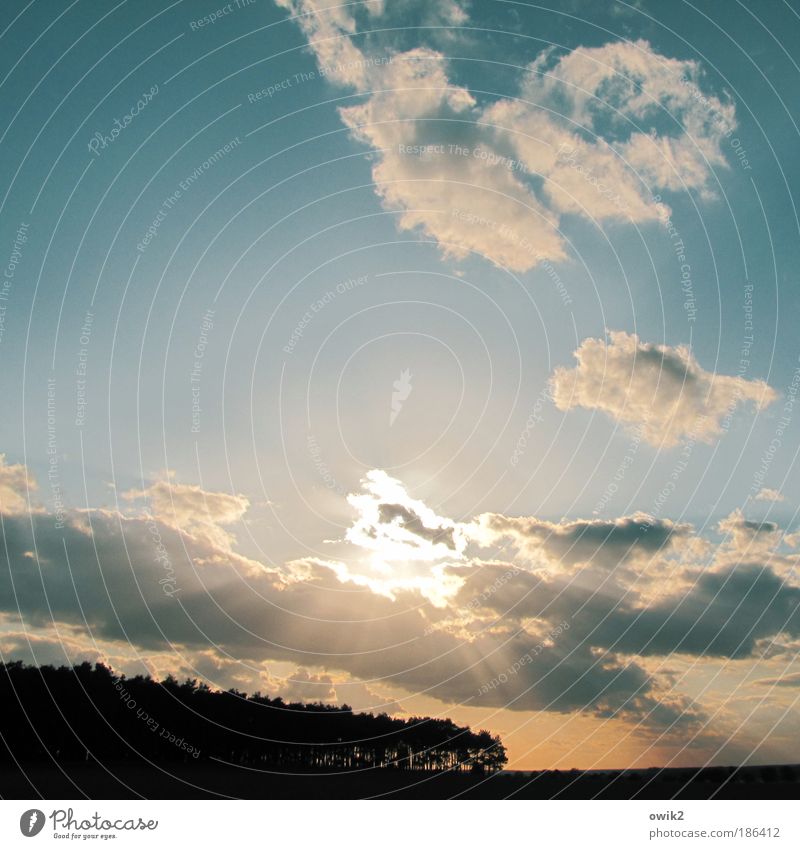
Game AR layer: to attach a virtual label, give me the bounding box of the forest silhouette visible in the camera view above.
[0,661,507,773]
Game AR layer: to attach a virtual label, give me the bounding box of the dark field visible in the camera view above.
[2,761,799,800]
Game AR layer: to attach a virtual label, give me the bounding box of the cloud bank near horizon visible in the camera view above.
[1,457,797,754]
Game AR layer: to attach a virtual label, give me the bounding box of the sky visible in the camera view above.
[1,0,800,770]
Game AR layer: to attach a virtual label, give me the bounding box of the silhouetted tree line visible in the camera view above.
[0,662,507,773]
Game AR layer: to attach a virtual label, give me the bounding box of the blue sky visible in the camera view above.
[2,0,800,769]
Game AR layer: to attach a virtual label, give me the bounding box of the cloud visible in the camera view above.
[519,39,736,195]
[273,667,404,713]
[472,511,690,572]
[346,469,467,563]
[123,476,250,550]
[611,564,800,659]
[550,331,776,447]
[0,626,105,668]
[0,468,687,729]
[279,3,739,270]
[755,635,800,660]
[339,48,567,271]
[378,502,457,550]
[458,511,800,662]
[3,458,796,744]
[754,488,785,503]
[280,666,337,703]
[718,509,781,552]
[0,454,35,515]
[266,665,405,713]
[275,0,385,87]
[331,678,404,714]
[752,672,800,688]
[341,469,468,603]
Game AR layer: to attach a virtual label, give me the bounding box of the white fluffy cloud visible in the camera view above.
[275,0,384,87]
[717,508,781,553]
[550,331,776,447]
[339,48,567,271]
[0,454,34,514]
[123,476,250,550]
[754,487,785,503]
[346,469,467,562]
[341,469,467,604]
[516,40,735,194]
[278,3,738,270]
[280,666,337,703]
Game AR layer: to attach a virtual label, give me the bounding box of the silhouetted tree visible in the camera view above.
[0,662,507,773]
